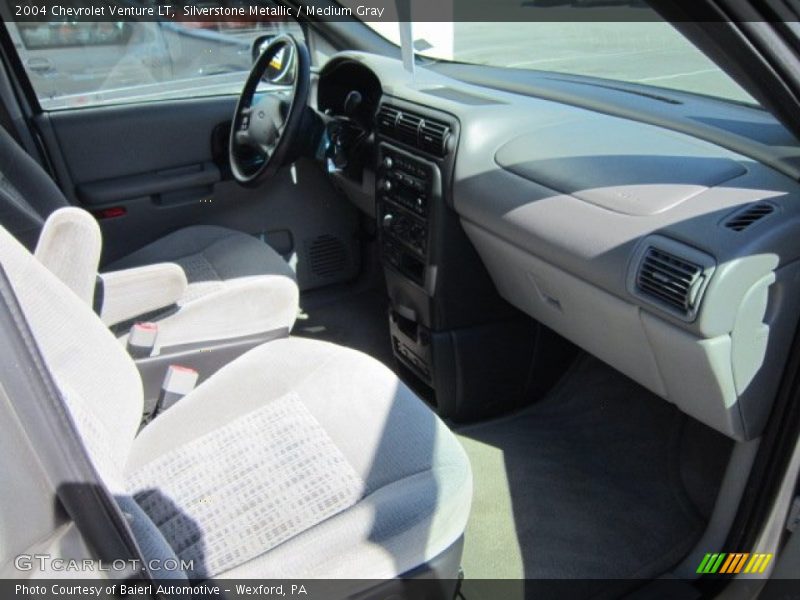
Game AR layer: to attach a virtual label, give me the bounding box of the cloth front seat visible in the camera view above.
[0,221,473,581]
[103,224,297,306]
[0,126,299,347]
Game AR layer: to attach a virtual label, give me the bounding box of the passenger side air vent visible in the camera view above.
[636,248,704,316]
[377,104,451,156]
[724,202,775,231]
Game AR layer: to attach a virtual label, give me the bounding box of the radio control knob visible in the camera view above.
[383,156,393,169]
[382,179,393,192]
[382,213,394,230]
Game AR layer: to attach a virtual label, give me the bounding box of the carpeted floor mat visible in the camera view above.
[294,286,395,368]
[456,354,731,600]
[294,281,437,404]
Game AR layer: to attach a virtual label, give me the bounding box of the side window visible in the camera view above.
[5,1,304,110]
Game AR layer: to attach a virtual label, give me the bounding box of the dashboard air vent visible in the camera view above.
[724,203,775,231]
[420,119,450,155]
[377,105,400,131]
[396,112,422,145]
[636,248,704,315]
[377,104,451,156]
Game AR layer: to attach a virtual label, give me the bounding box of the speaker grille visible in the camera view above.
[307,235,349,278]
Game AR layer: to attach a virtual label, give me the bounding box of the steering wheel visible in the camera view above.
[229,34,310,185]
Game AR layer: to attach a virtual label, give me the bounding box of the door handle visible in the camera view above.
[77,163,221,206]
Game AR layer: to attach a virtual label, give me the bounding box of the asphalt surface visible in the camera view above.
[448,21,753,104]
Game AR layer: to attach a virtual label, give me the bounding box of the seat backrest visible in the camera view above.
[0,221,142,491]
[0,126,69,250]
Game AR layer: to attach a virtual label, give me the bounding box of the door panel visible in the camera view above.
[34,96,361,290]
[40,96,233,186]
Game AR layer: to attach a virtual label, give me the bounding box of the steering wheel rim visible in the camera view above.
[229,34,310,186]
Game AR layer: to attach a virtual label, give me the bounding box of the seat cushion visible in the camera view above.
[125,338,472,580]
[105,225,297,304]
[106,225,299,347]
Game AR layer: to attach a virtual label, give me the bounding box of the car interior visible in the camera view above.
[2,3,800,600]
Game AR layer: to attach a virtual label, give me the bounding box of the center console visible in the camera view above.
[375,98,564,421]
[378,150,434,288]
[377,145,438,380]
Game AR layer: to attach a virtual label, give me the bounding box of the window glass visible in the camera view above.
[7,1,304,110]
[17,22,133,49]
[357,12,755,105]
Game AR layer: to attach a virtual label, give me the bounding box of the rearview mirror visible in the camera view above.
[251,35,276,62]
[251,35,296,85]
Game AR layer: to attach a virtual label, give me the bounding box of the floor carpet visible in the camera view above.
[294,279,436,403]
[294,284,395,369]
[456,355,731,600]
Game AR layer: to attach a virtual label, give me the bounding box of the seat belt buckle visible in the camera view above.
[155,365,198,416]
[127,322,158,358]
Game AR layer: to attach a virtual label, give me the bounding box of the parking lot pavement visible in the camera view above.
[448,21,753,104]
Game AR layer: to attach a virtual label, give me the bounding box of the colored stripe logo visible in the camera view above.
[696,552,773,574]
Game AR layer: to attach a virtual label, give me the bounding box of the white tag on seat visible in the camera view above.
[127,322,158,358]
[156,365,199,415]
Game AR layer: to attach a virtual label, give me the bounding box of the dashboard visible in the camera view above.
[315,51,800,442]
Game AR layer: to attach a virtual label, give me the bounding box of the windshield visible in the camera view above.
[362,20,756,106]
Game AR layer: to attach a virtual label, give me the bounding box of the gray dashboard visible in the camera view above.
[324,51,800,441]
